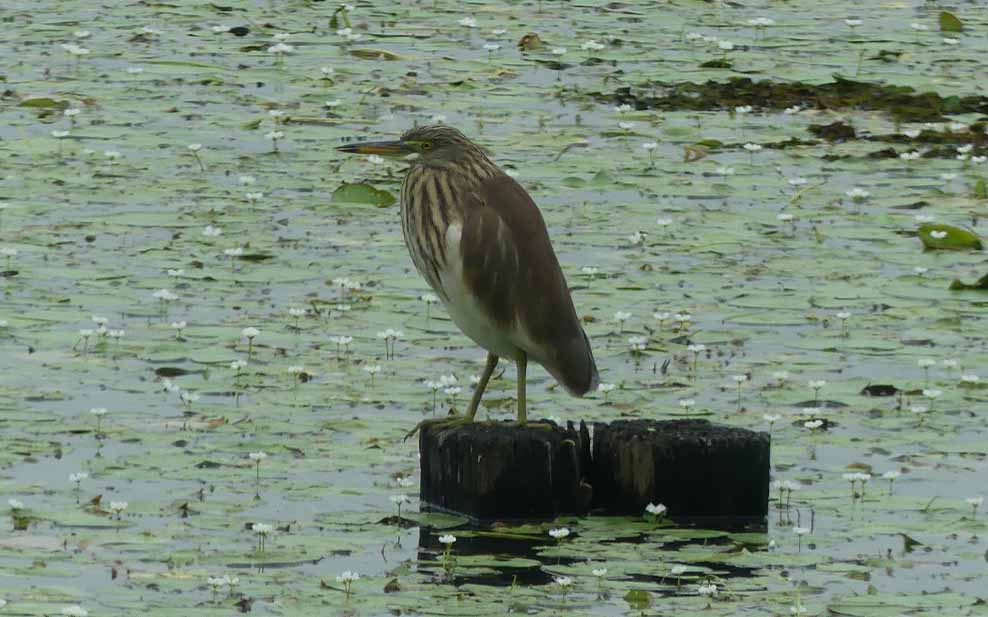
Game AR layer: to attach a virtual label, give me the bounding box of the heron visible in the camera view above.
[336,125,597,433]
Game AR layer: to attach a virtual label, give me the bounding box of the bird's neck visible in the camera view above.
[411,153,500,188]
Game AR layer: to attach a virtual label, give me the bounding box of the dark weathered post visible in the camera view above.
[418,421,591,520]
[591,419,770,517]
[418,418,769,520]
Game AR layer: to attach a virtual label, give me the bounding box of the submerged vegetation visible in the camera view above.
[0,1,987,615]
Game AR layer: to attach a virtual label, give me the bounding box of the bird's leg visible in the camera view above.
[516,352,527,424]
[465,353,499,420]
[404,353,499,441]
[507,352,552,430]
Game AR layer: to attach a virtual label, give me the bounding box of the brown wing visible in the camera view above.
[459,173,598,396]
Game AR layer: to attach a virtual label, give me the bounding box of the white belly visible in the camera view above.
[436,223,523,360]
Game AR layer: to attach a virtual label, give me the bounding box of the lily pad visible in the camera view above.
[331,182,397,207]
[917,223,982,251]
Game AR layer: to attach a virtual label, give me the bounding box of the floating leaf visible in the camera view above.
[331,182,397,207]
[518,33,543,51]
[948,273,988,291]
[939,11,963,32]
[588,169,614,187]
[349,48,402,61]
[17,97,68,109]
[973,178,987,199]
[624,589,653,610]
[917,223,982,251]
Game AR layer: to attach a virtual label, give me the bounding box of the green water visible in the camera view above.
[1,1,987,615]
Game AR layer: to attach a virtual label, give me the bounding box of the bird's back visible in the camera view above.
[458,174,598,396]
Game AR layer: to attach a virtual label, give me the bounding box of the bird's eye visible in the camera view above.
[421,141,433,150]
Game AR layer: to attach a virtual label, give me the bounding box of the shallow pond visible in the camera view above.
[1,1,987,615]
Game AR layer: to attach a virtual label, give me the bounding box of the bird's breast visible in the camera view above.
[436,222,524,360]
[400,167,465,295]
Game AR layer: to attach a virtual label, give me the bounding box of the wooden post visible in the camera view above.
[418,418,769,520]
[591,419,770,517]
[419,421,592,520]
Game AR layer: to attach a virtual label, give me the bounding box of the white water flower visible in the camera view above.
[548,527,570,539]
[438,534,457,545]
[108,501,128,515]
[846,187,870,200]
[268,42,294,54]
[336,570,359,583]
[645,502,667,516]
[554,575,574,587]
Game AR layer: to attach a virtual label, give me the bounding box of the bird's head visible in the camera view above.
[335,124,479,163]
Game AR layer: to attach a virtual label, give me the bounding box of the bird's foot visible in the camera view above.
[403,413,474,441]
[503,420,556,431]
